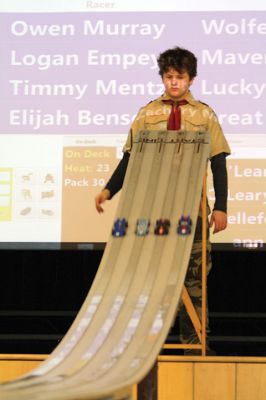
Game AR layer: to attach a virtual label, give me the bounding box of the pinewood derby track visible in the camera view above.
[0,130,210,400]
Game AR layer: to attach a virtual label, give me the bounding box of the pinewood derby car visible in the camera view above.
[112,218,128,237]
[135,218,150,236]
[177,215,192,235]
[154,219,170,235]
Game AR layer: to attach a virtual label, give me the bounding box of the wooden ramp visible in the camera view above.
[0,131,210,400]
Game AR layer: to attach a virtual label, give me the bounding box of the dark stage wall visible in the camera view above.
[0,249,266,356]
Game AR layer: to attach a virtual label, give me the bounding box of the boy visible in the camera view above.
[95,46,231,352]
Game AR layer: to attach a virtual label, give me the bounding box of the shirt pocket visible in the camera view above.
[145,114,168,130]
[183,115,207,132]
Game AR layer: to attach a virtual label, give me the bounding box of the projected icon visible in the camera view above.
[21,173,33,182]
[20,207,32,216]
[44,173,55,184]
[41,209,54,216]
[41,190,54,199]
[22,189,32,200]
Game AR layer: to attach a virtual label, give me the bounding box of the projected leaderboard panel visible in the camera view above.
[0,10,265,247]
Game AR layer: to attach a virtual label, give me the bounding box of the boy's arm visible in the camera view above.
[209,152,228,233]
[104,151,130,199]
[95,151,130,213]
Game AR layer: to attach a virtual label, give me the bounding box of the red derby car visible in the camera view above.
[154,219,170,235]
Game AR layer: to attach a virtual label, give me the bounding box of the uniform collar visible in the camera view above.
[158,90,197,106]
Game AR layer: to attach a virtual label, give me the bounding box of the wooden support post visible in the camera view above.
[201,172,207,356]
[162,171,208,356]
[181,286,202,342]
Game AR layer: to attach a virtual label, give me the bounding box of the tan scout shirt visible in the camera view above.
[124,91,231,158]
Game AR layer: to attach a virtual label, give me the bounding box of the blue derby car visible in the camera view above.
[112,218,128,237]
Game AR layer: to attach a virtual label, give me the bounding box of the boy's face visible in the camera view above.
[162,67,193,100]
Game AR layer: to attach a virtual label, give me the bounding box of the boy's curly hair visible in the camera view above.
[157,47,197,79]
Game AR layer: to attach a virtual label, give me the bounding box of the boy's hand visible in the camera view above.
[209,210,227,234]
[95,189,110,213]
